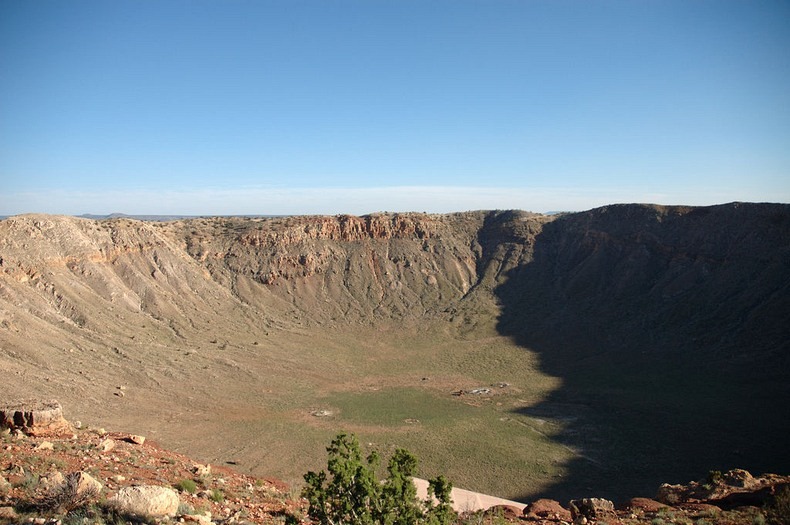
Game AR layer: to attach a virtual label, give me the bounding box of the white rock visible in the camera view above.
[40,471,66,491]
[192,463,211,477]
[73,472,103,495]
[108,485,180,516]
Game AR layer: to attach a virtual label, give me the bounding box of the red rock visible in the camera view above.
[0,400,73,437]
[656,483,688,505]
[625,497,674,513]
[485,505,522,520]
[524,499,572,521]
[679,503,721,515]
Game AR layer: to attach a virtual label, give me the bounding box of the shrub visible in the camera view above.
[703,470,723,490]
[37,472,99,513]
[174,478,198,494]
[302,432,456,525]
[209,488,224,503]
[426,476,455,525]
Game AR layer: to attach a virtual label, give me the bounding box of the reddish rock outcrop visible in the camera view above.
[624,497,674,513]
[0,399,73,437]
[656,469,790,510]
[523,498,572,521]
[485,505,523,520]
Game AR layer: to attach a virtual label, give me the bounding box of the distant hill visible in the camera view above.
[76,213,285,221]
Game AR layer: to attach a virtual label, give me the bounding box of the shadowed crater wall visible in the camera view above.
[495,202,790,502]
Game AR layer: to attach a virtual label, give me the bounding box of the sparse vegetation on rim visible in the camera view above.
[302,432,456,525]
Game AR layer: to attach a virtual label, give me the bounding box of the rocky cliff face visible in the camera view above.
[151,210,551,325]
[1,203,787,377]
[498,203,790,368]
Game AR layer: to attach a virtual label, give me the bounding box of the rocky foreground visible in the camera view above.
[1,401,788,525]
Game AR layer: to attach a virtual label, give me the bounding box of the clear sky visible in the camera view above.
[1,0,789,216]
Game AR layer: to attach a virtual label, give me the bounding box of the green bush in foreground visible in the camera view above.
[303,432,456,525]
[174,478,197,494]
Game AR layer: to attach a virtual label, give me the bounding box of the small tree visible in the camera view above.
[425,475,455,525]
[303,433,457,525]
[303,433,381,525]
[380,448,422,525]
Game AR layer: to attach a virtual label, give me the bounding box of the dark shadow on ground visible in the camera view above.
[493,203,790,503]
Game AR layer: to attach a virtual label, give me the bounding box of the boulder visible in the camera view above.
[40,471,66,492]
[192,463,211,477]
[126,434,145,445]
[723,468,755,488]
[71,472,103,496]
[41,472,101,502]
[0,400,73,437]
[108,485,180,516]
[656,483,687,505]
[484,505,522,520]
[625,497,673,513]
[524,498,572,521]
[569,498,616,521]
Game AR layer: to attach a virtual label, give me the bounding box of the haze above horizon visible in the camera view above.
[1,1,789,216]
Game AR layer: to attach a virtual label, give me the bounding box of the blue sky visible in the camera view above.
[1,1,788,216]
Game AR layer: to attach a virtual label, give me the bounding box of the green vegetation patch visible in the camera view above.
[327,387,470,428]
